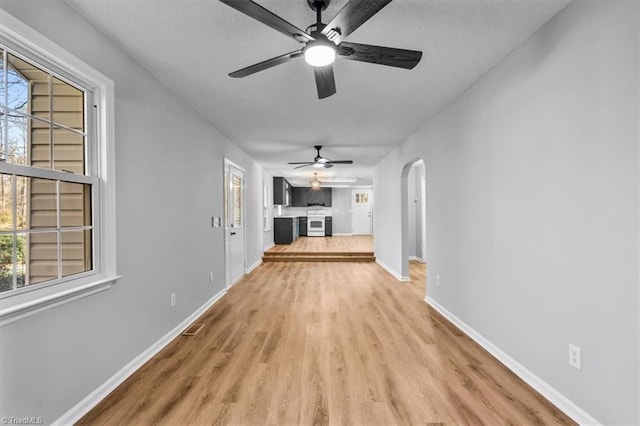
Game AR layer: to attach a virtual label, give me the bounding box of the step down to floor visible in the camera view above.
[263,251,375,263]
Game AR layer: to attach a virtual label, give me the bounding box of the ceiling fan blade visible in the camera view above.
[321,0,392,44]
[287,162,314,165]
[314,65,336,99]
[229,50,303,78]
[294,164,313,169]
[338,42,422,69]
[327,160,354,164]
[220,0,313,43]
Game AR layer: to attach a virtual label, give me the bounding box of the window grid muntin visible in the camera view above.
[0,44,89,174]
[0,171,95,293]
[0,41,96,297]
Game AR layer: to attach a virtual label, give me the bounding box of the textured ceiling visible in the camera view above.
[67,0,570,186]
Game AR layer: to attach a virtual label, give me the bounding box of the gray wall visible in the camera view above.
[374,1,639,424]
[407,167,417,257]
[331,188,353,234]
[407,163,425,259]
[415,164,425,260]
[0,0,268,422]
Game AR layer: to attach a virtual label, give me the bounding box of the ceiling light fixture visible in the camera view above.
[310,173,322,190]
[304,38,336,67]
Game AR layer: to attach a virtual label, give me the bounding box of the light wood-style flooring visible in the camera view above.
[267,235,374,253]
[79,257,573,425]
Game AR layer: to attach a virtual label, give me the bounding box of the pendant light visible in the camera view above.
[310,173,321,190]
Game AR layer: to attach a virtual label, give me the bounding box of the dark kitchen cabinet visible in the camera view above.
[273,177,292,206]
[274,217,299,244]
[291,187,307,207]
[299,216,307,236]
[292,187,332,206]
[325,216,332,236]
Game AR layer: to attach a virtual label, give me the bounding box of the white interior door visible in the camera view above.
[224,160,245,288]
[352,189,373,235]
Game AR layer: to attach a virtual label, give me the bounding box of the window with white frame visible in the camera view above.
[0,11,117,322]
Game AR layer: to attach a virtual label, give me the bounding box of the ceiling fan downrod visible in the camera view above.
[306,0,329,34]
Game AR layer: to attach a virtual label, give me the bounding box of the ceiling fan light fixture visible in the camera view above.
[304,41,336,67]
[313,162,324,168]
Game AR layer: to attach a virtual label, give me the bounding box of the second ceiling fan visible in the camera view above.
[288,145,353,169]
[220,0,423,99]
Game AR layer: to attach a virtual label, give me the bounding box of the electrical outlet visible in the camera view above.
[436,275,441,286]
[170,292,176,308]
[569,344,581,370]
[209,272,214,283]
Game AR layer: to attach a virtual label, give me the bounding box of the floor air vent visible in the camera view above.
[182,323,205,336]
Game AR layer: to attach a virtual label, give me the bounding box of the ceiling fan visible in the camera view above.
[220,0,423,99]
[288,145,353,169]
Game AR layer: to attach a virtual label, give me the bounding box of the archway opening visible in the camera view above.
[400,158,426,296]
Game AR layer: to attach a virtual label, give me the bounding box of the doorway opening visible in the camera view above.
[401,159,426,295]
[224,158,246,289]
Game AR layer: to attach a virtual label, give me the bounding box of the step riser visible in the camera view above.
[263,250,375,263]
[263,254,375,263]
[263,257,375,259]
[263,259,375,263]
[263,253,373,257]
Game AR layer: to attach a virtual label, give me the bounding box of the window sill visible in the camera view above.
[0,275,122,327]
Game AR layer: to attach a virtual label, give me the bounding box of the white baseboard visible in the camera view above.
[246,259,262,274]
[263,243,275,251]
[54,288,227,426]
[332,233,353,236]
[425,296,601,426]
[409,256,425,262]
[375,259,410,282]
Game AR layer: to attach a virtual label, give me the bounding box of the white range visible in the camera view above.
[307,207,327,237]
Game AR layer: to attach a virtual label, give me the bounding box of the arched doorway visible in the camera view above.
[400,158,426,294]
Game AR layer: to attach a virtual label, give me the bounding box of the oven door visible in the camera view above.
[307,216,325,237]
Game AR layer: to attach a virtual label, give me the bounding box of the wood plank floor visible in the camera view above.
[267,236,374,253]
[79,260,574,425]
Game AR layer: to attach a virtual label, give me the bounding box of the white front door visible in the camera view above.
[352,189,373,235]
[224,160,245,288]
